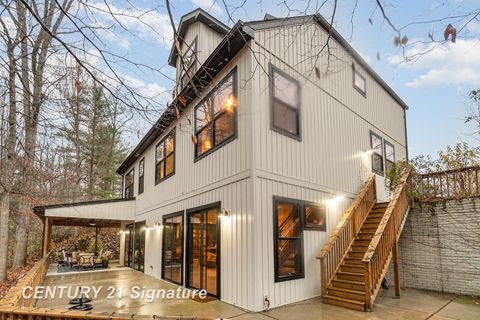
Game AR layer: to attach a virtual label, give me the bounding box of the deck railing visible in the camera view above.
[417,165,480,201]
[317,174,376,296]
[362,168,412,310]
[0,251,52,308]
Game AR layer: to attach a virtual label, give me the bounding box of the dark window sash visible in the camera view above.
[155,130,175,185]
[194,69,237,160]
[269,64,301,140]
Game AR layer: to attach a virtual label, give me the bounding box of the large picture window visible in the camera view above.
[138,158,145,195]
[270,65,301,139]
[194,69,237,159]
[155,129,175,184]
[124,169,134,199]
[385,141,395,172]
[273,198,304,282]
[370,131,384,174]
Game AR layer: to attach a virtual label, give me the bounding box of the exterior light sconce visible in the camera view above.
[219,208,229,218]
[364,149,374,155]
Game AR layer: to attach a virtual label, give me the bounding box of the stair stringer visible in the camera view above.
[368,205,411,308]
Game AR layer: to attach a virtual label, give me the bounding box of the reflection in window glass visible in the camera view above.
[138,159,145,195]
[155,129,175,184]
[194,70,236,157]
[304,204,326,230]
[274,200,304,281]
[353,66,366,95]
[271,66,300,137]
[124,169,134,198]
[370,132,384,173]
[385,142,395,172]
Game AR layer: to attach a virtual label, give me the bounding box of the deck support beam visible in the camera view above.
[392,241,400,297]
[42,217,52,257]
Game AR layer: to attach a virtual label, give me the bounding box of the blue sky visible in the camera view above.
[95,0,480,158]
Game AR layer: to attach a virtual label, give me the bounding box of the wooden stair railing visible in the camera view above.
[317,174,376,296]
[362,168,412,311]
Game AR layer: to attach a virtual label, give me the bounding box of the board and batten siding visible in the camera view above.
[247,21,407,309]
[121,45,258,310]
[140,178,256,310]
[124,46,253,215]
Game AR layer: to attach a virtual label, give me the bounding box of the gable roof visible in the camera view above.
[118,10,408,175]
[167,7,230,67]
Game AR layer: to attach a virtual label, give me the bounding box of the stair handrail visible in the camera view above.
[317,174,376,296]
[362,167,412,310]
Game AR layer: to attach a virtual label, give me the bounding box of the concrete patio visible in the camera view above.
[35,269,480,320]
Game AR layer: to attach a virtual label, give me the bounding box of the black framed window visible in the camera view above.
[370,131,384,174]
[194,69,237,159]
[155,129,175,184]
[273,197,304,282]
[124,169,134,199]
[270,64,301,139]
[385,141,395,172]
[353,64,366,96]
[180,39,197,88]
[138,158,145,195]
[303,202,326,231]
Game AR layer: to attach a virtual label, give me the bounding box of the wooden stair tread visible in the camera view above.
[322,295,365,306]
[328,286,364,295]
[332,279,365,285]
[337,271,363,276]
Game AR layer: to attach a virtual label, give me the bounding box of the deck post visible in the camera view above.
[42,217,52,257]
[392,241,400,298]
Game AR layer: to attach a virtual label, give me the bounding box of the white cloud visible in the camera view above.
[192,0,223,15]
[388,39,480,89]
[90,1,173,47]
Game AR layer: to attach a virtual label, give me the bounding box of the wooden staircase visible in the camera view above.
[317,169,412,311]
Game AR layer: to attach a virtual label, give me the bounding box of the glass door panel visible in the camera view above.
[124,224,134,267]
[134,221,146,272]
[187,205,219,297]
[162,213,183,285]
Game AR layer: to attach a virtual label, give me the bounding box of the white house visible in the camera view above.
[35,8,408,312]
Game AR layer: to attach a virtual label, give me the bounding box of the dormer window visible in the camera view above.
[180,38,197,88]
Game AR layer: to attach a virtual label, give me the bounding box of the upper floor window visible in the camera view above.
[353,64,366,96]
[138,158,145,195]
[370,131,384,174]
[270,64,301,139]
[384,141,395,172]
[155,129,175,184]
[194,69,237,159]
[180,39,197,88]
[124,169,134,199]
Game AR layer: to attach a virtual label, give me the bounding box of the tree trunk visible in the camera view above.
[12,200,30,267]
[0,194,10,281]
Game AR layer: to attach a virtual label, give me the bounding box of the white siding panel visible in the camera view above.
[138,178,256,310]
[253,177,353,309]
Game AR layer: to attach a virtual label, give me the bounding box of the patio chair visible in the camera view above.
[70,251,80,270]
[94,249,103,267]
[58,249,69,267]
[78,253,95,270]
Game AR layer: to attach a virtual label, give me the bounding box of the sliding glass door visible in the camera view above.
[162,212,184,285]
[124,224,134,267]
[133,221,146,272]
[187,204,220,297]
